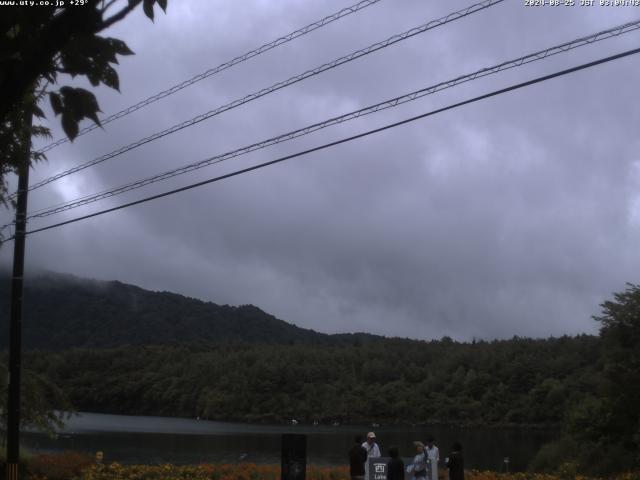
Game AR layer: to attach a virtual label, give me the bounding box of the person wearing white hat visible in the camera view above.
[361,432,381,480]
[409,441,428,480]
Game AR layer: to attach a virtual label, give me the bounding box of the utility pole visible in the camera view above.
[6,112,32,480]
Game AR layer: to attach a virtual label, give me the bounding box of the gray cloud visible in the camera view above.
[2,0,640,340]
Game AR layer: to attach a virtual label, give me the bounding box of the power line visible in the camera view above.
[9,45,639,242]
[25,18,640,220]
[36,0,386,154]
[25,0,504,193]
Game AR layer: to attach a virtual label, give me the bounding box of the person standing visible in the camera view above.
[424,436,439,480]
[362,432,381,480]
[410,441,428,480]
[387,446,404,480]
[446,442,464,480]
[349,435,368,480]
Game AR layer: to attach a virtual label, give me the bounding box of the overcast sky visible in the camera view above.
[2,0,640,340]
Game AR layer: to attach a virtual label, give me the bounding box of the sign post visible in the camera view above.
[281,434,306,480]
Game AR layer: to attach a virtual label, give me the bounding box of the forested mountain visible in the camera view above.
[0,271,602,428]
[23,335,600,427]
[2,271,637,475]
[0,271,377,350]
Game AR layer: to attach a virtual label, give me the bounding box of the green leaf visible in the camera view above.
[86,67,101,87]
[32,105,46,119]
[73,88,102,126]
[59,37,93,76]
[156,0,168,12]
[58,86,75,97]
[44,70,57,84]
[101,65,120,91]
[31,125,51,140]
[49,92,63,115]
[108,38,134,56]
[143,0,155,21]
[57,87,102,128]
[61,112,79,140]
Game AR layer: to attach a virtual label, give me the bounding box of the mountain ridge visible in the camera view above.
[0,270,381,350]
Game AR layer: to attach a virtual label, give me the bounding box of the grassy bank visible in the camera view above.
[8,453,640,480]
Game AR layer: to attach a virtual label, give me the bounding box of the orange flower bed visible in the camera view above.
[79,463,352,480]
[27,451,95,480]
[14,453,640,480]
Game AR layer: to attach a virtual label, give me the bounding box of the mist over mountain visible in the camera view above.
[0,271,379,350]
[0,271,607,435]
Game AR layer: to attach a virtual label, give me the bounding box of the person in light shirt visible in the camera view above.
[361,432,381,480]
[424,436,439,480]
[410,441,428,480]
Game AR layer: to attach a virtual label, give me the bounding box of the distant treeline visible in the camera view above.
[23,335,600,426]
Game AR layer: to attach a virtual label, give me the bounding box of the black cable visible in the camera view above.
[25,17,640,220]
[24,0,504,194]
[7,46,639,242]
[36,0,386,153]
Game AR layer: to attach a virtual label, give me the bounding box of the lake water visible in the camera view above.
[22,413,557,472]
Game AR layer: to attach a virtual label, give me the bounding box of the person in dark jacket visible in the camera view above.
[387,446,405,480]
[446,442,464,480]
[349,435,368,480]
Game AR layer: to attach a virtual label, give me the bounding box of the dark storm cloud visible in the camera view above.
[2,0,640,340]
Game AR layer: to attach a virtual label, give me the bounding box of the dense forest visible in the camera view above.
[0,272,603,426]
[0,272,616,429]
[1,272,638,475]
[20,336,600,425]
[22,335,600,427]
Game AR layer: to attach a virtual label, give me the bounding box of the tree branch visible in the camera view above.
[101,0,143,30]
[100,0,121,15]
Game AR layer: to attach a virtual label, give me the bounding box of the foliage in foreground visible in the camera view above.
[0,362,73,435]
[27,451,94,480]
[12,455,640,480]
[0,1,169,208]
[531,283,640,476]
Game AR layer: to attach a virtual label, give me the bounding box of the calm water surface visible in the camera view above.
[22,413,557,472]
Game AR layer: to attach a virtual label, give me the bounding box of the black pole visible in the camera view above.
[281,434,307,480]
[6,113,31,480]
